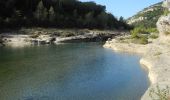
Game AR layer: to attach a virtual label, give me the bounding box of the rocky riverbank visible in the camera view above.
[104,37,170,100]
[104,1,170,99]
[0,29,127,47]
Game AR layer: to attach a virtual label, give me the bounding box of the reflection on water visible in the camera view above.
[0,43,149,100]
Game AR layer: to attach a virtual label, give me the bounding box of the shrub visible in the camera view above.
[164,31,170,35]
[149,85,170,100]
[132,36,148,45]
[130,27,150,38]
[130,27,158,44]
[149,33,159,39]
[30,33,39,38]
[139,36,148,44]
[154,52,162,56]
[131,27,158,38]
[146,28,158,33]
[164,8,170,16]
[60,32,75,37]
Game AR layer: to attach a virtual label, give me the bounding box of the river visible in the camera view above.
[0,43,149,100]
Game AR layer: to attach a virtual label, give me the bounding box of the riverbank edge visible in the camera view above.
[103,39,170,100]
[0,29,128,47]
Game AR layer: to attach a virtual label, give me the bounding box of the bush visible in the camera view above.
[164,31,170,35]
[30,33,39,38]
[154,52,162,56]
[164,8,170,16]
[146,28,158,33]
[130,27,150,38]
[149,85,170,100]
[139,36,148,44]
[60,32,75,37]
[149,34,159,39]
[130,27,158,44]
[131,27,158,38]
[131,36,148,45]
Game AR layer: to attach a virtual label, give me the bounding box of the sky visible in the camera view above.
[80,0,162,19]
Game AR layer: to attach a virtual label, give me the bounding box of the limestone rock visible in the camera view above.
[163,0,170,10]
[157,14,170,43]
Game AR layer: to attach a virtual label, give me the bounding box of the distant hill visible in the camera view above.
[127,2,164,28]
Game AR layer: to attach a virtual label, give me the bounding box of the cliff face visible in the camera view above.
[157,15,170,43]
[157,0,170,43]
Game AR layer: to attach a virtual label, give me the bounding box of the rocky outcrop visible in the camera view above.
[157,0,170,43]
[1,30,124,47]
[1,34,32,47]
[157,14,170,43]
[55,33,116,43]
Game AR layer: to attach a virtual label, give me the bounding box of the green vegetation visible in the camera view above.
[131,35,148,45]
[0,0,130,30]
[131,27,158,37]
[130,27,158,44]
[130,27,158,38]
[149,33,159,39]
[154,52,162,56]
[164,31,170,35]
[127,2,164,29]
[163,8,170,16]
[149,85,170,100]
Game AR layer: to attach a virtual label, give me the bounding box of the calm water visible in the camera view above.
[0,43,149,100]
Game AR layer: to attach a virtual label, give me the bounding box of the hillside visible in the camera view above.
[0,0,130,30]
[127,2,164,28]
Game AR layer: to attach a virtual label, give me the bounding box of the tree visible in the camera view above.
[49,6,56,23]
[84,11,96,28]
[97,12,108,29]
[119,16,125,23]
[34,0,48,22]
[0,0,131,29]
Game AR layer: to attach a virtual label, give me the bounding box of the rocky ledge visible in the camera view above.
[0,29,126,47]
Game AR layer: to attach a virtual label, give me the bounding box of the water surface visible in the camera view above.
[0,43,149,100]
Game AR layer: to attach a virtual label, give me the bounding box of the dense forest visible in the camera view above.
[0,0,130,30]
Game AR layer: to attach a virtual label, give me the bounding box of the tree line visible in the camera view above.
[0,0,131,30]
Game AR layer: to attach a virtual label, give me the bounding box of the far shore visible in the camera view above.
[0,28,129,47]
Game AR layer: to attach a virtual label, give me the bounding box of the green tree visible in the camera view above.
[97,12,108,29]
[119,16,125,22]
[49,6,56,22]
[84,11,96,28]
[34,0,48,22]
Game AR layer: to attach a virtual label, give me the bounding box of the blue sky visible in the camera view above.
[80,0,162,19]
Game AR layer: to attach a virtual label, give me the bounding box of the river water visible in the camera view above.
[0,43,149,100]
